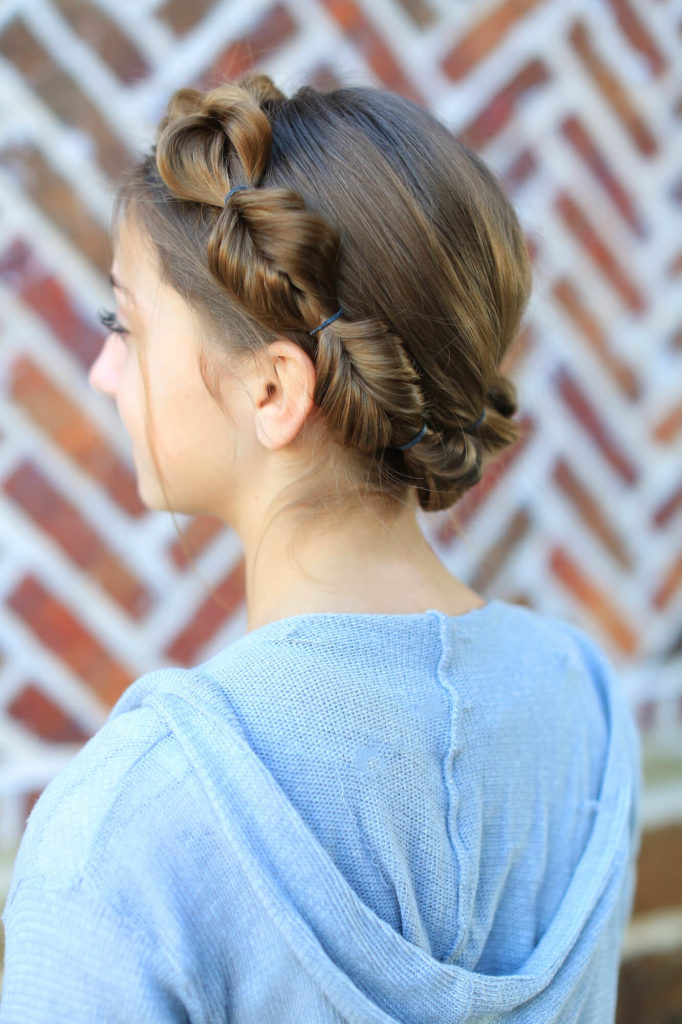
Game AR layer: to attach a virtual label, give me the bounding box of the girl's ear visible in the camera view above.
[252,340,316,450]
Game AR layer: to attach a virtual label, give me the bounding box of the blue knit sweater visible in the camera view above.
[1,599,642,1022]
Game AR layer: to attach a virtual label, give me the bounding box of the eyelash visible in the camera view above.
[98,308,130,338]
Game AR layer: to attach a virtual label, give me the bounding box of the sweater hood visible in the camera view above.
[117,600,642,1023]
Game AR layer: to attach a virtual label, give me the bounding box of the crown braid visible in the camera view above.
[119,74,531,512]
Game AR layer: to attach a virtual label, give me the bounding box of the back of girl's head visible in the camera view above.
[117,73,532,515]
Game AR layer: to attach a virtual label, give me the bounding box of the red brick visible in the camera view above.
[617,948,682,1024]
[470,506,531,592]
[606,0,666,78]
[501,323,536,377]
[652,480,682,528]
[8,682,91,743]
[506,592,534,611]
[165,559,246,664]
[0,146,110,273]
[24,789,43,819]
[634,699,656,730]
[552,278,641,400]
[561,116,646,237]
[8,576,133,705]
[503,148,537,188]
[160,0,216,35]
[553,457,631,567]
[0,239,103,367]
[306,65,345,93]
[54,0,149,83]
[10,356,144,517]
[667,252,682,277]
[4,460,152,615]
[549,545,638,654]
[653,402,682,443]
[555,364,638,484]
[320,0,424,105]
[169,515,226,569]
[652,552,682,610]
[0,19,133,179]
[632,824,682,914]
[525,233,540,264]
[459,60,550,149]
[393,0,435,28]
[200,5,297,87]
[442,0,544,81]
[569,20,658,157]
[556,192,646,313]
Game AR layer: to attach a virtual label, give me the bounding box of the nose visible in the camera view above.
[88,335,122,397]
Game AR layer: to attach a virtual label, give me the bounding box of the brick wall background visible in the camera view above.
[0,0,681,1013]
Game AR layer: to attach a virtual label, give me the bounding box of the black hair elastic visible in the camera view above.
[309,310,343,336]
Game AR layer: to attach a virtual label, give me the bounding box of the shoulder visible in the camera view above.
[481,598,619,687]
[476,601,641,792]
[453,600,623,760]
[2,659,276,1014]
[7,666,205,905]
[507,600,626,709]
[2,667,224,1020]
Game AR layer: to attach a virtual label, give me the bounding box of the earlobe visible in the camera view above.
[254,341,316,451]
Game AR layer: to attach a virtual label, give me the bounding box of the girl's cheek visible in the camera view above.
[115,363,141,429]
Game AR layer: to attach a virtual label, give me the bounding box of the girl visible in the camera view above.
[1,75,641,1023]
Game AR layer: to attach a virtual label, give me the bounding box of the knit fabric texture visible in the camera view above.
[0,599,642,1022]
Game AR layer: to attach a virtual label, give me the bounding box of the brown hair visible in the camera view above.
[115,74,531,520]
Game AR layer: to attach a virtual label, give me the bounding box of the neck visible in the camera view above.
[238,492,483,633]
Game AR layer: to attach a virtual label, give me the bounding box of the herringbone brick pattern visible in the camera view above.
[0,0,680,858]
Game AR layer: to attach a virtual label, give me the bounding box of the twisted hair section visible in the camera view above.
[117,73,532,513]
[312,317,425,453]
[156,81,277,200]
[154,78,340,333]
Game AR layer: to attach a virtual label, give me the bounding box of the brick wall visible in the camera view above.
[0,0,681,1014]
